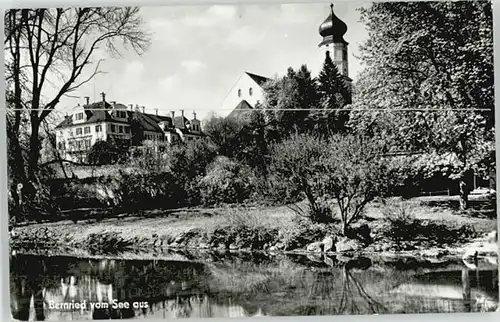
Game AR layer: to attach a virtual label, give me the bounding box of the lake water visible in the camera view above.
[10,253,499,320]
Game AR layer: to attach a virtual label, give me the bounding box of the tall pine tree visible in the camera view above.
[316,51,351,134]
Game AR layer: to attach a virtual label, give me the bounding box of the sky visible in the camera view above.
[55,1,370,121]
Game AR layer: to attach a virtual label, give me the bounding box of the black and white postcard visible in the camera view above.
[5,0,498,320]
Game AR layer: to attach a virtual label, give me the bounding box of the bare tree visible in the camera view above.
[4,7,151,216]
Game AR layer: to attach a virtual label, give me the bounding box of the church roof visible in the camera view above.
[227,100,254,121]
[245,72,271,87]
[319,4,348,45]
[173,115,190,129]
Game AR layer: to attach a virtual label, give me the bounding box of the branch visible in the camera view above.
[66,59,105,92]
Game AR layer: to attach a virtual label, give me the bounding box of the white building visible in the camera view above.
[222,72,270,120]
[55,93,204,162]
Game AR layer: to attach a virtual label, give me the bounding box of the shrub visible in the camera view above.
[279,215,330,250]
[308,200,335,224]
[199,157,256,205]
[114,171,187,210]
[270,133,403,233]
[84,231,133,254]
[87,141,121,165]
[220,207,262,229]
[382,199,419,242]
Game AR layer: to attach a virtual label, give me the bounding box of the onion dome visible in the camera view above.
[319,4,348,45]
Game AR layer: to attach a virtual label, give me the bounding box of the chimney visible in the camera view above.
[155,109,158,116]
[142,106,145,114]
[100,92,106,102]
[129,104,133,111]
[193,111,197,120]
[135,104,140,112]
[110,101,116,105]
[84,96,90,105]
[170,111,175,119]
[180,109,184,118]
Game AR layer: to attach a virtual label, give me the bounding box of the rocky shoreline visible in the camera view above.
[10,224,498,267]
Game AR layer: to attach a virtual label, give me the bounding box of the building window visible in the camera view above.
[249,87,253,96]
[76,128,82,135]
[124,127,130,134]
[75,112,84,121]
[110,124,116,133]
[238,89,241,97]
[119,126,123,133]
[84,126,90,134]
[95,125,102,132]
[84,139,91,149]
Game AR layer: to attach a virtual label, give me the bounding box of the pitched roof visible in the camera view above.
[55,102,126,129]
[55,115,73,129]
[177,128,205,136]
[227,100,254,121]
[173,116,190,129]
[245,72,271,87]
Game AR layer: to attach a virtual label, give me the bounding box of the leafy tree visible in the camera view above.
[164,140,218,205]
[87,141,120,165]
[269,134,328,219]
[270,133,402,234]
[199,156,256,205]
[231,110,270,178]
[320,135,402,234]
[202,114,243,157]
[129,117,145,146]
[262,65,320,137]
[166,140,218,180]
[350,1,494,209]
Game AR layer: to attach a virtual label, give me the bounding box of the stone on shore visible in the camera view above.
[306,241,324,253]
[322,236,335,252]
[335,237,363,253]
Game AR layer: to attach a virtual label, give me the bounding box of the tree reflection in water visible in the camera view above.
[300,256,387,315]
[338,265,388,314]
[10,257,48,321]
[9,253,499,320]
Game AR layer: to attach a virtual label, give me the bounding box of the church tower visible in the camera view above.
[318,4,352,86]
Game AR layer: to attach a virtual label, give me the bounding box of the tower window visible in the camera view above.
[249,88,253,96]
[343,48,348,61]
[238,89,242,97]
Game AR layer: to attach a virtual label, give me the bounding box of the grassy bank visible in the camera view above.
[10,196,497,259]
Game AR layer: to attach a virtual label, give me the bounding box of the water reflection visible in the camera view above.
[9,254,499,320]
